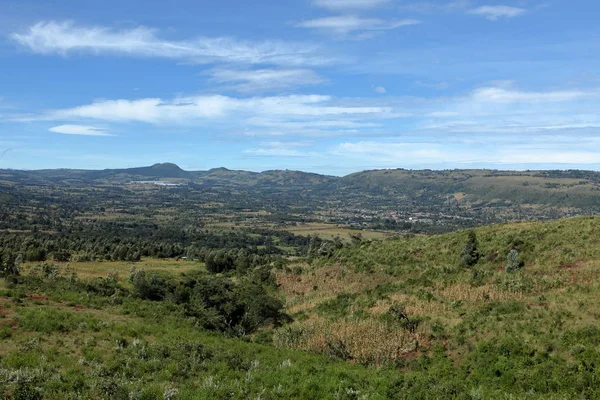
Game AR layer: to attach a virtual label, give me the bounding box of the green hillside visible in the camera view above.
[3,216,600,398]
[272,216,600,397]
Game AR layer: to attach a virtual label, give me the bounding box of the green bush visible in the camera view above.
[505,249,524,272]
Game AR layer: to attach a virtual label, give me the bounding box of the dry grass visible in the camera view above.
[275,316,420,366]
[436,282,524,303]
[276,263,391,314]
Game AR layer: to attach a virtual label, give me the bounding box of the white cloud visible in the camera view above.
[470,87,590,103]
[295,16,420,36]
[331,138,600,167]
[12,21,333,66]
[416,86,600,136]
[468,5,526,20]
[259,141,313,149]
[207,68,325,92]
[373,86,387,94]
[245,140,318,157]
[243,148,314,157]
[36,94,392,138]
[244,117,383,133]
[333,141,464,163]
[312,0,392,10]
[415,80,449,90]
[48,124,113,136]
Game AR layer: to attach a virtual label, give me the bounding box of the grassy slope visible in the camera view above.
[0,282,400,400]
[3,216,600,399]
[274,216,600,395]
[339,169,600,209]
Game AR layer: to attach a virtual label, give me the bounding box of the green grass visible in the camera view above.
[4,216,600,399]
[21,258,203,282]
[0,287,402,400]
[283,222,393,242]
[272,216,600,396]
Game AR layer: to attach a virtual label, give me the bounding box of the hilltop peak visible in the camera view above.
[150,162,183,170]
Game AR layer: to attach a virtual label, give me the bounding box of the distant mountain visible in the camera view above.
[82,162,191,180]
[2,164,600,212]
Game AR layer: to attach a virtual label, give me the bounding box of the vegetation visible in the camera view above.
[3,164,600,236]
[3,164,600,398]
[460,231,480,267]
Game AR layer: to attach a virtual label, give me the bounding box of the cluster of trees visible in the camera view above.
[0,223,313,265]
[128,266,287,335]
[16,262,287,336]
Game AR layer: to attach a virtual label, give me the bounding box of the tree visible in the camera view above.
[1,252,20,277]
[460,231,480,267]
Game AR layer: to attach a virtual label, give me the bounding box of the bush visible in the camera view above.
[184,275,287,335]
[131,270,171,301]
[505,249,524,272]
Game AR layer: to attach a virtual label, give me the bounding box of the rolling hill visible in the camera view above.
[2,164,600,231]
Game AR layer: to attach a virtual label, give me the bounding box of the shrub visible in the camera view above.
[505,249,524,272]
[131,270,171,301]
[185,276,287,334]
[326,338,352,361]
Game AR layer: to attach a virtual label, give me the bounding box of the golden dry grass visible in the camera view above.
[276,263,392,314]
[274,316,420,366]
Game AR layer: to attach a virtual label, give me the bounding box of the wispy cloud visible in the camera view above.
[331,137,600,167]
[245,140,317,157]
[259,141,313,149]
[418,86,600,135]
[469,87,593,103]
[312,0,392,11]
[45,95,389,122]
[468,5,526,20]
[49,124,113,136]
[12,21,334,66]
[206,68,325,93]
[34,94,392,138]
[373,86,387,94]
[295,16,420,36]
[415,80,449,90]
[243,148,315,157]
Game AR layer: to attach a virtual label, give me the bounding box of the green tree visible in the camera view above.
[460,231,480,267]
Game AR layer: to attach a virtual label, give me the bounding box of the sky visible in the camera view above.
[1,0,599,175]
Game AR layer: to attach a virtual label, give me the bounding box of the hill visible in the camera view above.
[3,216,600,398]
[2,164,600,232]
[272,215,600,396]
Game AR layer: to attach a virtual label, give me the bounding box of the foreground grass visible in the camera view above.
[272,216,600,396]
[0,283,402,400]
[3,216,600,399]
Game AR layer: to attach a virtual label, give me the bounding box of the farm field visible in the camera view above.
[282,222,394,242]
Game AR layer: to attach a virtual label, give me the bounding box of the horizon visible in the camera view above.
[5,161,600,178]
[1,1,600,175]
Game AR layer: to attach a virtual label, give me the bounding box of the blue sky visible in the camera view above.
[1,0,599,175]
